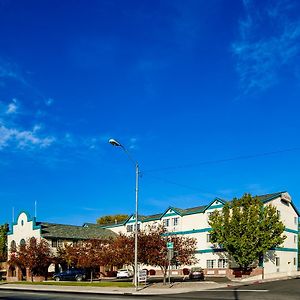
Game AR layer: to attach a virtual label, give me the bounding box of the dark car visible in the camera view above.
[189,267,204,280]
[53,269,87,281]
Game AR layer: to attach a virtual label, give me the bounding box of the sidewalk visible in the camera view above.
[0,281,231,295]
[1,275,299,295]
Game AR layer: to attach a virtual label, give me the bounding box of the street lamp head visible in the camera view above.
[109,138,122,147]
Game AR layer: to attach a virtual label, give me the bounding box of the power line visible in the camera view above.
[145,173,210,193]
[143,146,300,173]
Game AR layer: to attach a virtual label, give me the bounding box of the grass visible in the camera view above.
[11,281,133,287]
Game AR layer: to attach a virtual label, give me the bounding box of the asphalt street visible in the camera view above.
[0,278,299,300]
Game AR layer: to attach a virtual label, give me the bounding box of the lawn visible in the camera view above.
[11,281,133,287]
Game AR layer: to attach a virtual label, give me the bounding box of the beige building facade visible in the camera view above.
[7,191,299,280]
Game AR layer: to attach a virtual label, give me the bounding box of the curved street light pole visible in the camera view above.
[109,139,139,291]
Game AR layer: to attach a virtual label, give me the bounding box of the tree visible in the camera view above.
[209,193,286,270]
[140,226,197,285]
[57,242,81,269]
[0,224,9,262]
[77,239,112,281]
[97,214,129,225]
[9,238,53,281]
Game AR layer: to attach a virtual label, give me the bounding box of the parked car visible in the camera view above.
[53,268,87,281]
[188,267,204,280]
[116,269,133,278]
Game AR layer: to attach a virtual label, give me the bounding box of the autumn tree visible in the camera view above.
[111,234,135,269]
[9,238,53,281]
[209,193,286,270]
[140,225,197,284]
[0,224,9,262]
[97,214,129,225]
[77,239,112,281]
[57,242,81,269]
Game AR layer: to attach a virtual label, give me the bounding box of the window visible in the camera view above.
[163,219,170,227]
[218,259,228,269]
[277,210,281,218]
[58,240,63,247]
[20,239,26,246]
[134,223,141,231]
[126,225,133,232]
[294,257,296,266]
[10,240,16,251]
[294,235,297,244]
[295,217,298,225]
[172,217,179,226]
[207,260,216,269]
[52,239,58,248]
[275,257,280,267]
[206,234,211,243]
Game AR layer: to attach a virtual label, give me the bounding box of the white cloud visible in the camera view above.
[0,125,55,150]
[6,99,18,114]
[232,0,300,94]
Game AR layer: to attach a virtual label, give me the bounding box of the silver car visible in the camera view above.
[117,269,133,278]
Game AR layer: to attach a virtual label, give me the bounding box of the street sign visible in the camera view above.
[138,269,147,283]
[167,249,174,260]
[167,242,174,249]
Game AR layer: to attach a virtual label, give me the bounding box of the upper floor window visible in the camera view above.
[172,217,179,226]
[163,219,170,227]
[277,210,281,218]
[206,234,211,243]
[294,217,298,225]
[275,257,280,266]
[20,239,26,246]
[134,223,141,231]
[294,235,297,244]
[126,225,133,232]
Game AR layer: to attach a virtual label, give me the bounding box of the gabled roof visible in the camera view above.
[38,222,116,240]
[97,191,299,227]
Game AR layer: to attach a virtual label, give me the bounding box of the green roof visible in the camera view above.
[38,222,116,240]
[97,191,298,227]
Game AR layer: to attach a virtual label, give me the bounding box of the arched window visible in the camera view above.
[10,240,16,252]
[20,239,26,246]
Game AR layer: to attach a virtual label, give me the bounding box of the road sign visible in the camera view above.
[167,249,174,260]
[167,242,174,249]
[138,269,147,283]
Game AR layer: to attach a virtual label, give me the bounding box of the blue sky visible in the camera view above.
[1,0,300,225]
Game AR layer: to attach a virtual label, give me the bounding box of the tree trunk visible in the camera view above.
[161,267,167,285]
[90,270,93,282]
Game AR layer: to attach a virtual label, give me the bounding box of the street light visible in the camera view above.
[109,138,139,290]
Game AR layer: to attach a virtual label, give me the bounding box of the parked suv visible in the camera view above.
[53,269,87,281]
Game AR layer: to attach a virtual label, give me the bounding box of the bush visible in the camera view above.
[149,269,156,275]
[183,268,190,275]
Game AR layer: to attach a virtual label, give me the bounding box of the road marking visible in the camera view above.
[208,289,269,292]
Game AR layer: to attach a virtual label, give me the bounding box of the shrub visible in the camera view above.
[183,268,190,275]
[149,269,156,275]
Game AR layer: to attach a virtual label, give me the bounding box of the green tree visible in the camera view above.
[96,214,129,225]
[0,224,9,262]
[209,193,286,269]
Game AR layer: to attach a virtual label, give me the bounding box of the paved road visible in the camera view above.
[0,278,299,300]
